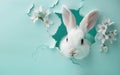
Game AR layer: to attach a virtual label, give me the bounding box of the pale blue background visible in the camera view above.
[0,0,120,75]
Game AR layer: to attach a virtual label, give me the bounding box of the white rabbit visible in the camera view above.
[60,6,98,59]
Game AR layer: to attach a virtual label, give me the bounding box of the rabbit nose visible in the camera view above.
[70,49,76,56]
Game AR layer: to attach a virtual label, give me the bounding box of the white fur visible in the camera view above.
[60,6,98,59]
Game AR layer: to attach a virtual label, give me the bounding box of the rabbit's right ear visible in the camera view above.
[62,5,76,32]
[79,10,98,34]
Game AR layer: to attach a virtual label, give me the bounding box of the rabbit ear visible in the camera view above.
[62,5,76,32]
[79,10,98,34]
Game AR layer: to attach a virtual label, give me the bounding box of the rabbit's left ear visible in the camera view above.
[62,5,76,32]
[79,10,98,34]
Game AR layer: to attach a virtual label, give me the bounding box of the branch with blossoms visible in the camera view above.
[27,4,53,27]
[96,18,117,53]
[31,6,53,27]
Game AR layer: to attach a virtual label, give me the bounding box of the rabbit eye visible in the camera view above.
[66,38,68,42]
[81,39,84,45]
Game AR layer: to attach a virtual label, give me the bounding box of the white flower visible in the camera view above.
[108,30,117,44]
[44,17,53,27]
[113,29,117,35]
[45,10,51,17]
[30,6,51,23]
[101,34,109,44]
[34,6,43,14]
[97,24,107,34]
[96,33,108,44]
[103,18,114,26]
[30,7,43,23]
[30,14,39,23]
[101,44,108,53]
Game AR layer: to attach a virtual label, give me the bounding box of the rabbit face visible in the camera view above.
[60,5,98,59]
[60,27,90,59]
[67,28,85,48]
